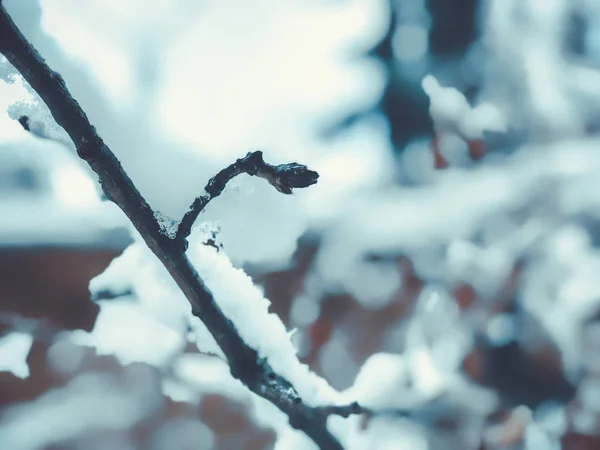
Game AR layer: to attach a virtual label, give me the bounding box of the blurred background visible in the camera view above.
[2,0,600,449]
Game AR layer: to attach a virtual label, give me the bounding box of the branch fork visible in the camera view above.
[0,5,394,449]
[176,150,318,246]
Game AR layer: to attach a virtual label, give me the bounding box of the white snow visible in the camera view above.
[422,74,506,139]
[86,229,341,406]
[0,332,33,379]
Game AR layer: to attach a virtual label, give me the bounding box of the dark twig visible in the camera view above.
[92,288,134,302]
[318,402,369,418]
[177,150,318,242]
[316,402,417,419]
[18,114,30,131]
[0,6,347,449]
[16,114,78,150]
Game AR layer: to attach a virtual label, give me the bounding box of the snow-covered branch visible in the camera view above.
[0,5,352,449]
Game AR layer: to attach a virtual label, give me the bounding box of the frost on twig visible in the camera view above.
[177,150,319,244]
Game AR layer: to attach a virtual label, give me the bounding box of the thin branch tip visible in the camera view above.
[267,161,319,194]
[176,150,319,243]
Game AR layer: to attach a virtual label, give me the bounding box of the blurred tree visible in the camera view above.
[376,0,480,151]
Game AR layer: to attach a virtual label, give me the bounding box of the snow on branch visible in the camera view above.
[0,5,354,449]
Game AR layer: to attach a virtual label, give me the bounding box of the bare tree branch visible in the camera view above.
[0,6,355,449]
[177,150,318,243]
